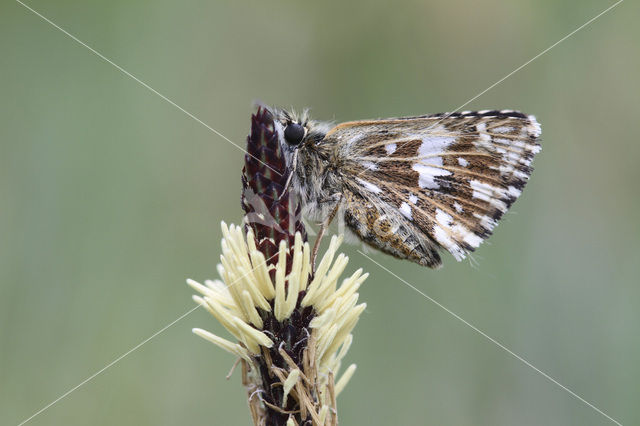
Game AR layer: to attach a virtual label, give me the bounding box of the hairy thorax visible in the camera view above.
[292,142,345,221]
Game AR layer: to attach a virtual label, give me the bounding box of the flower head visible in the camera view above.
[189,223,367,425]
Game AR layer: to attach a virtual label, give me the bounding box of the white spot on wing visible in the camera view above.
[497,164,514,175]
[474,213,498,231]
[457,157,469,167]
[362,161,378,171]
[356,178,382,194]
[462,232,483,248]
[412,158,451,189]
[453,202,463,213]
[470,180,509,212]
[469,180,494,203]
[475,122,492,148]
[433,209,466,260]
[399,202,412,220]
[409,194,418,204]
[433,225,461,258]
[417,131,455,158]
[519,157,533,166]
[385,143,397,155]
[527,115,542,138]
[507,186,522,197]
[507,151,521,162]
[495,138,514,146]
[435,209,453,227]
[433,208,484,257]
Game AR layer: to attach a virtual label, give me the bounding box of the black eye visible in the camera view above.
[284,123,305,145]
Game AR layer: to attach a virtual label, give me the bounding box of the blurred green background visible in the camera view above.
[1,0,638,425]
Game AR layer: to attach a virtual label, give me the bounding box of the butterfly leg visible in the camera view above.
[277,149,298,201]
[311,194,343,273]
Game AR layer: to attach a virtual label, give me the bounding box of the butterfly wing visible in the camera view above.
[324,110,541,267]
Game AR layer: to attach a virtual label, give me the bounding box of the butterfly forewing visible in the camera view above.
[326,111,541,266]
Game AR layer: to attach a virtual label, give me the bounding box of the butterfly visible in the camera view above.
[267,107,541,268]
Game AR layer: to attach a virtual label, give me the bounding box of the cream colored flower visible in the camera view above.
[188,222,367,425]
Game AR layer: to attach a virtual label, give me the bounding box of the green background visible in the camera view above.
[1,1,638,425]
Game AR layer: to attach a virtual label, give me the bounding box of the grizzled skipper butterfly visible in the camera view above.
[266,106,541,269]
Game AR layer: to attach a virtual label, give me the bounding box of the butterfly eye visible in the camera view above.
[284,123,305,145]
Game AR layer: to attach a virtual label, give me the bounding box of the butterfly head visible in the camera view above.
[263,106,336,209]
[269,107,332,156]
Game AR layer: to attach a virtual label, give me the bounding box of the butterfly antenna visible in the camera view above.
[311,195,343,272]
